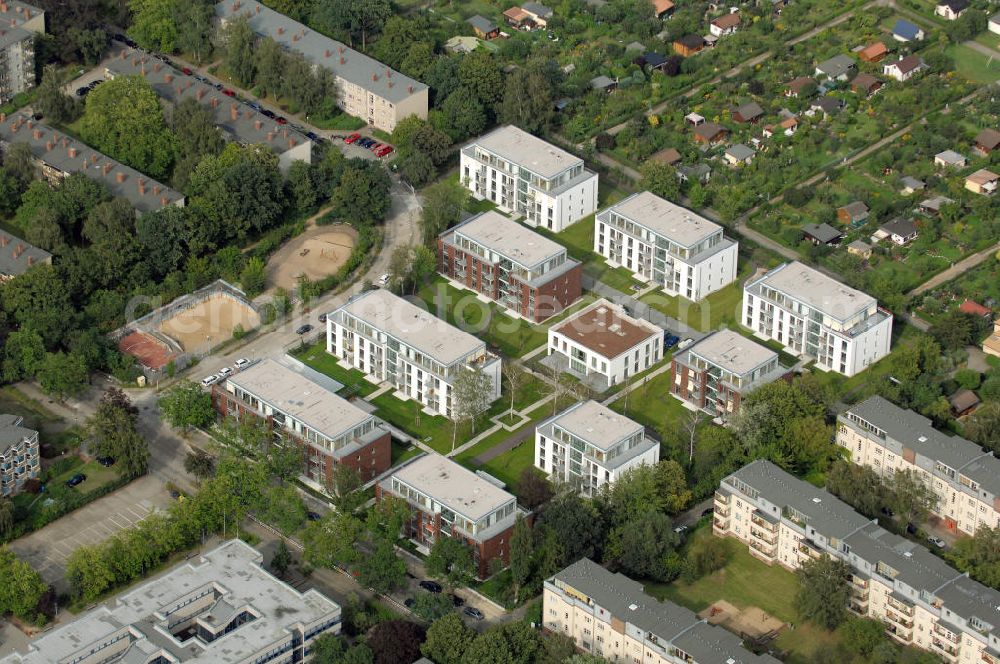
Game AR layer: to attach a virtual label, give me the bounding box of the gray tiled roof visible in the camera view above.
[802,222,842,243]
[466,14,497,33]
[550,558,781,664]
[816,54,855,78]
[0,229,50,278]
[0,112,184,213]
[215,0,427,105]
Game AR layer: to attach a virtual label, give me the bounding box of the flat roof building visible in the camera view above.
[0,539,341,664]
[595,191,739,302]
[838,395,1000,536]
[547,298,664,391]
[438,210,582,322]
[213,358,391,483]
[743,261,892,376]
[0,111,185,213]
[0,414,39,497]
[106,48,311,172]
[327,289,501,418]
[216,0,428,133]
[0,1,44,105]
[545,558,781,664]
[378,453,525,578]
[460,125,598,232]
[535,400,659,495]
[715,460,1000,662]
[670,329,787,419]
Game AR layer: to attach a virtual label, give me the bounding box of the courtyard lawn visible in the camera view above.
[608,369,690,434]
[639,263,752,333]
[390,439,422,466]
[292,342,379,397]
[948,44,1000,84]
[369,391,456,455]
[539,218,644,295]
[476,437,536,490]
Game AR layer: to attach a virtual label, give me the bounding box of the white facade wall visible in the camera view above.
[534,430,659,494]
[546,326,662,386]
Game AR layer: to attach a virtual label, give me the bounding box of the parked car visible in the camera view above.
[97,456,116,467]
[181,66,193,75]
[450,593,464,607]
[201,374,219,387]
[359,138,376,149]
[218,367,233,378]
[306,511,321,521]
[306,131,320,141]
[247,101,261,111]
[673,525,688,535]
[927,536,946,549]
[463,607,484,620]
[344,133,361,144]
[221,88,236,97]
[318,313,327,323]
[169,489,181,499]
[677,338,694,350]
[275,116,288,125]
[235,357,250,369]
[377,273,390,287]
[701,507,714,517]
[261,108,276,119]
[295,324,314,335]
[75,86,90,97]
[664,334,680,348]
[419,580,442,593]
[88,79,103,89]
[375,145,394,158]
[369,142,384,152]
[404,598,415,608]
[65,473,87,488]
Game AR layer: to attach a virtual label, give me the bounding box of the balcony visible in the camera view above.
[748,540,776,562]
[885,610,914,631]
[983,649,1000,664]
[750,511,778,532]
[712,515,729,532]
[932,624,960,645]
[796,539,823,561]
[714,491,730,507]
[929,639,959,662]
[750,527,777,545]
[886,595,915,616]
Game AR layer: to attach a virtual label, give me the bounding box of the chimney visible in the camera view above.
[388,81,393,88]
[91,154,97,164]
[0,4,7,12]
[231,104,238,120]
[138,178,146,195]
[282,128,288,138]
[116,172,126,183]
[26,119,32,129]
[254,119,262,130]
[211,97,219,108]
[277,27,284,35]
[371,73,378,82]
[325,49,331,57]
[153,185,161,195]
[161,196,169,206]
[0,112,5,122]
[256,4,260,13]
[288,138,296,148]
[68,147,78,158]
[45,141,52,151]
[292,33,299,42]
[266,131,274,141]
[197,88,205,101]
[154,62,161,72]
[408,85,413,93]
[27,256,33,267]
[132,57,139,66]
[31,129,40,139]
[103,163,112,175]
[340,56,345,65]
[13,244,23,258]
[0,236,8,246]
[164,73,173,83]
[61,137,68,148]
[339,45,345,53]
[176,84,183,96]
[120,50,126,59]
[386,68,391,78]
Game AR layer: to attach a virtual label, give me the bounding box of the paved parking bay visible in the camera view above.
[9,477,174,589]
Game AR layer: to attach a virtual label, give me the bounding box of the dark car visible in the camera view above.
[306,131,320,141]
[97,456,116,467]
[124,37,138,48]
[88,79,103,89]
[318,313,327,323]
[463,607,484,620]
[247,102,261,111]
[450,593,464,607]
[262,109,276,119]
[664,335,680,348]
[213,82,223,90]
[404,597,415,608]
[419,580,442,593]
[65,473,87,488]
[358,138,374,148]
[306,511,322,521]
[75,86,90,97]
[701,507,714,517]
[295,324,313,335]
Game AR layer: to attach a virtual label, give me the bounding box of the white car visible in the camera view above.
[200,374,219,387]
[235,358,250,369]
[218,367,233,378]
[927,536,946,549]
[677,338,694,350]
[377,273,390,287]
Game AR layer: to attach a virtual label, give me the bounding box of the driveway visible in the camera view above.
[8,477,174,589]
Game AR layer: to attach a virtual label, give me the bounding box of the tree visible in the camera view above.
[302,512,364,570]
[286,160,318,212]
[0,548,47,620]
[256,37,287,99]
[418,180,467,244]
[458,49,504,110]
[964,401,1000,454]
[78,75,176,178]
[240,256,267,297]
[3,142,36,192]
[127,0,179,52]
[538,632,577,664]
[421,613,475,664]
[597,461,691,524]
[82,199,144,288]
[499,69,554,134]
[838,617,889,658]
[169,97,224,190]
[795,556,851,629]
[949,526,1000,587]
[270,539,292,578]
[184,449,216,479]
[310,634,346,663]
[66,545,115,603]
[359,537,405,594]
[436,88,486,142]
[221,15,256,87]
[37,351,89,399]
[34,65,79,124]
[329,464,366,513]
[426,536,475,588]
[411,592,454,621]
[174,0,214,63]
[825,460,887,519]
[540,492,604,565]
[451,368,494,449]
[0,498,11,538]
[639,161,681,201]
[683,535,730,581]
[409,245,437,293]
[331,162,391,225]
[87,388,148,477]
[516,468,553,510]
[159,380,215,432]
[888,469,937,528]
[607,511,681,581]
[2,264,75,347]
[367,619,425,664]
[509,515,533,602]
[2,327,45,383]
[461,622,539,664]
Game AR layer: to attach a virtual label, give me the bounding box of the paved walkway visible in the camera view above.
[906,240,1000,297]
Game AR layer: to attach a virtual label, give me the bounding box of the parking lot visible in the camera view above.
[9,477,174,588]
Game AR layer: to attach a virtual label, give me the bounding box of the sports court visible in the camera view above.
[156,293,260,352]
[118,330,174,371]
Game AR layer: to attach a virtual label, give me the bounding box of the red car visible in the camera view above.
[181,67,192,75]
[369,142,384,152]
[344,132,362,144]
[221,88,235,97]
[275,116,288,125]
[375,145,394,158]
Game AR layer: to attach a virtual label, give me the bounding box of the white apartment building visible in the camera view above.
[1,539,342,664]
[743,261,892,376]
[547,299,664,390]
[0,1,44,105]
[0,414,39,497]
[460,125,598,232]
[595,191,739,302]
[838,396,1000,536]
[544,558,781,664]
[534,400,659,495]
[327,289,501,419]
[215,0,428,133]
[715,460,1000,663]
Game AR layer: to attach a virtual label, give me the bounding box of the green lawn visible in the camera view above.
[948,44,1000,84]
[292,342,379,397]
[538,217,643,295]
[640,263,752,333]
[390,439,422,466]
[608,370,690,434]
[975,31,1000,50]
[476,438,535,490]
[369,391,456,454]
[310,112,366,131]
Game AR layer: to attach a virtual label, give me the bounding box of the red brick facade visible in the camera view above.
[212,387,391,484]
[375,483,526,579]
[668,360,743,415]
[437,240,582,323]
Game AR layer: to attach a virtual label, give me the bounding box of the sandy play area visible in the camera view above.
[156,293,260,352]
[266,225,358,291]
[118,331,174,370]
[698,600,785,640]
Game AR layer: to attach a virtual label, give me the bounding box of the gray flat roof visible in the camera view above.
[936,149,967,164]
[550,559,780,664]
[467,125,583,179]
[726,143,754,160]
[1,540,340,664]
[685,329,777,376]
[0,414,35,456]
[226,358,372,441]
[106,49,311,158]
[752,261,877,319]
[215,0,426,105]
[817,54,855,77]
[0,112,184,213]
[337,289,485,366]
[447,210,566,267]
[843,396,1000,497]
[0,229,50,277]
[390,453,515,522]
[544,400,643,451]
[603,191,721,247]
